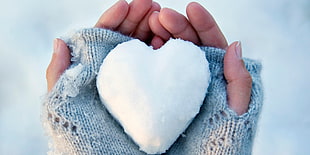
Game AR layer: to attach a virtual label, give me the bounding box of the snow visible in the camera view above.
[97,39,210,154]
[62,63,84,97]
[0,0,310,154]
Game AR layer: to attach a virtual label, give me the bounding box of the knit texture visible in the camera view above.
[42,28,263,155]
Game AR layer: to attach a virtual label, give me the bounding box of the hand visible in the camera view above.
[45,0,257,154]
[94,0,160,42]
[146,4,257,154]
[47,0,160,92]
[148,2,252,115]
[47,1,252,116]
[45,1,160,154]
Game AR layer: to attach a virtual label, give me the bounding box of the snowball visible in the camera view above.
[97,39,210,154]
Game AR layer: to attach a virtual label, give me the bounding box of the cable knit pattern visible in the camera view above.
[42,28,263,155]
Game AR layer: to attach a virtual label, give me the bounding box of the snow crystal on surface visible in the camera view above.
[63,63,84,97]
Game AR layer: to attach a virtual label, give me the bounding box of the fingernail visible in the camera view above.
[152,2,161,10]
[53,38,59,53]
[235,41,242,59]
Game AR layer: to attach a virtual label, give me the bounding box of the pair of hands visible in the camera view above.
[46,0,252,115]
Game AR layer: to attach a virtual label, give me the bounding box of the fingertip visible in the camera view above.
[131,1,161,41]
[186,2,207,20]
[225,41,239,55]
[119,0,128,5]
[95,0,129,29]
[186,2,227,48]
[158,8,176,24]
[149,11,171,41]
[149,10,159,21]
[224,41,252,115]
[159,7,200,44]
[117,0,153,35]
[187,2,202,11]
[224,41,247,80]
[117,0,129,11]
[114,0,129,8]
[53,38,59,53]
[152,1,161,11]
[149,11,160,29]
[149,11,158,25]
[225,41,242,64]
[47,39,71,92]
[56,39,71,70]
[151,36,165,49]
[224,41,252,93]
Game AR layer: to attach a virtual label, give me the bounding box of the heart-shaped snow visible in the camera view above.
[97,39,210,154]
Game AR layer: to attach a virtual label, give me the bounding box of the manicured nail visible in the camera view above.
[235,41,242,59]
[53,38,59,53]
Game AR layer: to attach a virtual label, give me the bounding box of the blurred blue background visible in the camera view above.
[0,0,309,154]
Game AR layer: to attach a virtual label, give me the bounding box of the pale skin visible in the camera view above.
[46,0,252,116]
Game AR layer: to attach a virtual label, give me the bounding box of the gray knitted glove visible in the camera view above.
[167,47,263,155]
[42,28,263,155]
[42,28,144,154]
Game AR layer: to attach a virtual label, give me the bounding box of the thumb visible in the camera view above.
[46,38,71,92]
[224,41,252,115]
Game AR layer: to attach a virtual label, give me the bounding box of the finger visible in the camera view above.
[224,41,252,115]
[149,11,171,41]
[158,8,200,45]
[46,39,71,92]
[95,0,129,29]
[186,2,227,49]
[132,2,161,42]
[117,0,153,35]
[151,35,165,49]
